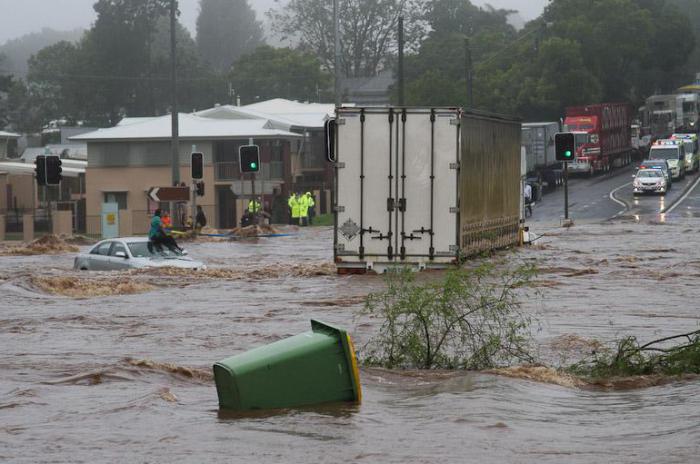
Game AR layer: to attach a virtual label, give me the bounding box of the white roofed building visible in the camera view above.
[72,109,309,235]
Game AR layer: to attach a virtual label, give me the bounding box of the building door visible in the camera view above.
[216,185,236,229]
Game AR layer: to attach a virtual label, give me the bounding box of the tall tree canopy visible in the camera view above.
[230,45,331,104]
[196,0,264,72]
[404,0,696,121]
[269,0,424,78]
[13,0,225,130]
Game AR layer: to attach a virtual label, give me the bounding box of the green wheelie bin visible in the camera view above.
[213,319,362,411]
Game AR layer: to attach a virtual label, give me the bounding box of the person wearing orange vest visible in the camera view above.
[161,212,172,230]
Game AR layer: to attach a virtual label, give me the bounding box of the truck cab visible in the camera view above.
[564,116,600,175]
[648,140,686,180]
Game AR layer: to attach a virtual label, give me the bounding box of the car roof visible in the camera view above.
[643,159,668,165]
[637,168,662,173]
[94,236,148,245]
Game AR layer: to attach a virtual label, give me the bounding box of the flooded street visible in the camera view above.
[2,224,700,463]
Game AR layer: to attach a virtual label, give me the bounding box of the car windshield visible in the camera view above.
[649,148,680,160]
[127,242,181,258]
[637,170,662,178]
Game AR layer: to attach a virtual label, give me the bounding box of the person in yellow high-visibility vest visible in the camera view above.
[248,198,262,214]
[299,192,310,226]
[304,192,316,225]
[288,193,301,225]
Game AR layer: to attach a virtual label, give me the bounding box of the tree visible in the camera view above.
[80,0,171,124]
[402,0,516,107]
[230,45,331,103]
[196,0,264,72]
[25,41,85,124]
[269,0,424,78]
[542,0,694,100]
[0,28,84,77]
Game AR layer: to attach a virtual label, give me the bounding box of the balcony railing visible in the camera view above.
[215,162,284,181]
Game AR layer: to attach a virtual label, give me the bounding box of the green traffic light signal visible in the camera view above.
[239,145,260,173]
[555,133,576,162]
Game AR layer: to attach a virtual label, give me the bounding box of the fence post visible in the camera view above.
[23,213,34,242]
[52,210,73,236]
[0,214,5,241]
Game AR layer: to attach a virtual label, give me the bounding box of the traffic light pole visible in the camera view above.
[191,145,197,233]
[564,161,569,220]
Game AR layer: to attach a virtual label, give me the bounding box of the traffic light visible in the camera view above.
[324,119,336,162]
[191,152,203,180]
[239,145,260,173]
[35,155,47,186]
[555,132,575,162]
[45,155,63,185]
[195,181,205,196]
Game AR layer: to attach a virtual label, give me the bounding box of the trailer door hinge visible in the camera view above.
[398,198,406,212]
[449,162,460,170]
[334,205,345,212]
[449,207,459,213]
[450,118,460,126]
[333,162,346,169]
[387,197,395,212]
[335,118,346,125]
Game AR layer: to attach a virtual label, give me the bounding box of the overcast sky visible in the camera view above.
[0,0,549,44]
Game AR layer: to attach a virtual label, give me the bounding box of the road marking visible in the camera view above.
[663,174,700,214]
[609,181,632,210]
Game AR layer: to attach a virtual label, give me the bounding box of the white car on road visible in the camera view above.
[74,237,205,271]
[633,169,668,195]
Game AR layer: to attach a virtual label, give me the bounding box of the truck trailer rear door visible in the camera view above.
[334,108,460,270]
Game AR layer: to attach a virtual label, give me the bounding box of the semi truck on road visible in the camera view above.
[328,107,521,273]
[564,102,634,176]
[521,122,564,200]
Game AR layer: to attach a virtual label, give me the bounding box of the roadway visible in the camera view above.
[530,164,700,224]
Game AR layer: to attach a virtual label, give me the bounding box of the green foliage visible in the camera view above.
[404,0,696,120]
[569,330,700,379]
[196,0,264,72]
[269,0,424,78]
[361,264,537,370]
[230,45,331,104]
[11,0,226,130]
[311,213,333,226]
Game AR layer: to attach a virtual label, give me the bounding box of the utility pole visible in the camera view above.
[398,16,405,106]
[333,0,341,107]
[169,0,180,225]
[170,0,180,187]
[465,38,473,108]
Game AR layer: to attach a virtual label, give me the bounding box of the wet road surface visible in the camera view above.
[531,164,700,223]
[2,217,700,461]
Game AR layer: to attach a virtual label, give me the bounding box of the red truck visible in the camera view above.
[564,103,635,175]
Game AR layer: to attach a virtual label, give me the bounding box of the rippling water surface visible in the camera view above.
[1,223,699,463]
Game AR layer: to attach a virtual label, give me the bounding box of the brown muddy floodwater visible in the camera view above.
[1,223,699,463]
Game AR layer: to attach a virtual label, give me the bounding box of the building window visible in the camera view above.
[104,192,127,210]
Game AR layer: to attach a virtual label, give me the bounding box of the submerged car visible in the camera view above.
[633,169,668,195]
[74,237,206,271]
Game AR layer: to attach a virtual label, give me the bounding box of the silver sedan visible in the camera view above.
[73,237,206,271]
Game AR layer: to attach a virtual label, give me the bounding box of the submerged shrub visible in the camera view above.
[361,263,537,370]
[569,330,700,379]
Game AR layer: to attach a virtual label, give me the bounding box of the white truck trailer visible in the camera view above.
[329,107,521,273]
